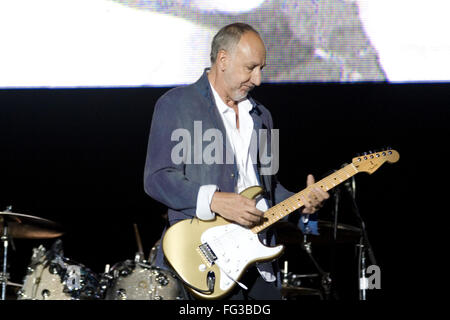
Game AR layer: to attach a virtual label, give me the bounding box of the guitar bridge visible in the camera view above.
[197,243,217,267]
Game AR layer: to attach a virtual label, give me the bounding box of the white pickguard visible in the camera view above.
[200,223,283,291]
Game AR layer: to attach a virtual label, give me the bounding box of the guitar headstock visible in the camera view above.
[352,149,400,174]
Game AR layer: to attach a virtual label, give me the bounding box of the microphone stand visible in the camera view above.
[346,177,377,300]
[333,185,340,241]
[329,185,340,300]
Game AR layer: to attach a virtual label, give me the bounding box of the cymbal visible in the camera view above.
[275,219,361,245]
[0,211,63,239]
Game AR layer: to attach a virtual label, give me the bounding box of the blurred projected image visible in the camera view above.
[0,0,449,87]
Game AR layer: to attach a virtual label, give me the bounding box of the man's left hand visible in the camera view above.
[300,174,330,214]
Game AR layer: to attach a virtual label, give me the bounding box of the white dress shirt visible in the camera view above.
[195,81,275,282]
[196,83,268,218]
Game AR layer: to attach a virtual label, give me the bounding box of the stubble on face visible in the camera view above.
[223,31,266,104]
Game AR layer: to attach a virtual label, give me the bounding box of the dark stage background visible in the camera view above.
[0,82,446,301]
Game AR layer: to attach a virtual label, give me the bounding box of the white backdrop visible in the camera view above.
[1,0,449,87]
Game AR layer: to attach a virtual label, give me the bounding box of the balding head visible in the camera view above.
[210,23,260,65]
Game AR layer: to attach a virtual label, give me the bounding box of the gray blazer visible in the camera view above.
[144,69,293,223]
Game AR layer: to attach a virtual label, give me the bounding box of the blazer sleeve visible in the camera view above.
[143,92,200,217]
[273,176,294,204]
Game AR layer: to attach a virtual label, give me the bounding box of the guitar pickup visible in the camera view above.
[198,243,217,266]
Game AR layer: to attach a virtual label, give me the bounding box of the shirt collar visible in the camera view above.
[209,81,253,114]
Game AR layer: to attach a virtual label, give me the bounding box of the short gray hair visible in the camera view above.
[210,23,259,64]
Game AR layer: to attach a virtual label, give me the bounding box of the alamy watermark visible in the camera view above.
[361,265,381,290]
[170,121,279,175]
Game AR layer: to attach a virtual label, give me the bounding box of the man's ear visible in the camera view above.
[217,49,228,71]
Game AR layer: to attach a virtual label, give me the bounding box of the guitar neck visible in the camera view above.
[251,163,359,233]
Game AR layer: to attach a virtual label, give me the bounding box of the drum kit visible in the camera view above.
[1,187,370,301]
[0,208,185,300]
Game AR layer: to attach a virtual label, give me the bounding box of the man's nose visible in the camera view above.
[251,67,262,86]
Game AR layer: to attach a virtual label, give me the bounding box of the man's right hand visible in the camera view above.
[210,191,264,228]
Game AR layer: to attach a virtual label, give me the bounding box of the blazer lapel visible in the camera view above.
[248,97,274,205]
[248,98,264,184]
[195,69,237,167]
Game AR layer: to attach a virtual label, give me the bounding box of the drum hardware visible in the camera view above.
[1,206,13,300]
[300,235,332,300]
[282,260,289,286]
[288,273,321,287]
[95,264,114,299]
[281,260,323,300]
[148,240,159,265]
[1,218,9,300]
[133,223,145,263]
[6,281,22,287]
[357,241,367,300]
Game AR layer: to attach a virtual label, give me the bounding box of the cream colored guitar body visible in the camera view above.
[162,186,283,300]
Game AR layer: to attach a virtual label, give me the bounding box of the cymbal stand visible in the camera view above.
[133,223,145,263]
[301,235,332,300]
[0,219,9,300]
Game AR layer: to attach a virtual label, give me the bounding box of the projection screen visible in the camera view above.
[1,0,449,87]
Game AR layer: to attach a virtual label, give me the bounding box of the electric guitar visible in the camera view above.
[162,149,399,299]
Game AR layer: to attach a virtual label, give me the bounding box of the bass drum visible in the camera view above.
[104,260,184,300]
[17,243,101,300]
